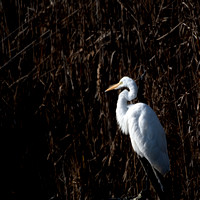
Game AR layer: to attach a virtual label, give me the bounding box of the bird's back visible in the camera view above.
[125,103,170,175]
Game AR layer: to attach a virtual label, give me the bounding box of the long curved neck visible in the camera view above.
[116,83,137,134]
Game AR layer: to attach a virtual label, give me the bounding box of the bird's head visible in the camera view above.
[105,76,135,92]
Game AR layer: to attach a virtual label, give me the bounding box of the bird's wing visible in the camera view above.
[127,103,170,175]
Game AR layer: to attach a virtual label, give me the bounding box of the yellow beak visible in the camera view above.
[105,82,122,92]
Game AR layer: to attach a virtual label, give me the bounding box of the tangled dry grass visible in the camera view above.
[0,0,199,199]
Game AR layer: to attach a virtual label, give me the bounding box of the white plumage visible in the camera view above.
[105,76,170,175]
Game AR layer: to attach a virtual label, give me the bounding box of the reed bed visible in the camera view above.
[0,0,199,199]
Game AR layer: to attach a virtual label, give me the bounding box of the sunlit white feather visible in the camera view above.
[113,76,169,175]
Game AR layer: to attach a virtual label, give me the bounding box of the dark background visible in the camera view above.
[0,0,199,199]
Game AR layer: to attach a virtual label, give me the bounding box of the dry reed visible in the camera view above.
[0,0,199,199]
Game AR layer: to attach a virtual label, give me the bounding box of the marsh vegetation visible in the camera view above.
[0,0,199,199]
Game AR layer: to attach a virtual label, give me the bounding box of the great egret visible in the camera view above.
[105,76,170,199]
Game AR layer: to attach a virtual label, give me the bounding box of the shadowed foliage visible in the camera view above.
[0,0,199,199]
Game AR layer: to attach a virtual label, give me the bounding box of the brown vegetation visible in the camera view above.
[0,0,199,199]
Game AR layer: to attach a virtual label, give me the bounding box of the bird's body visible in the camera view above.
[105,76,170,177]
[117,101,169,175]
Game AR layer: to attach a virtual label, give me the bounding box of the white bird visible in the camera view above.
[105,76,170,198]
